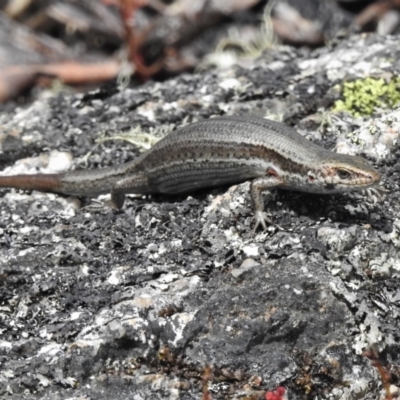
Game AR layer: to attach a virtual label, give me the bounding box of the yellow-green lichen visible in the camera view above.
[333,77,400,117]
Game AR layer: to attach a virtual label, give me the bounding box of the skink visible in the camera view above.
[0,115,381,230]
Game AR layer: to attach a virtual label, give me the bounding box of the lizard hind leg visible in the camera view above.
[110,173,150,209]
[109,192,125,210]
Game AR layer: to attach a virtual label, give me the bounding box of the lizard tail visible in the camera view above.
[0,174,63,193]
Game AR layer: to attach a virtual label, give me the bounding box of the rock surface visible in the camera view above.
[1,33,400,399]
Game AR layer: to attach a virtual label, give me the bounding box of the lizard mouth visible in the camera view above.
[359,169,381,188]
[364,168,380,182]
[353,170,381,187]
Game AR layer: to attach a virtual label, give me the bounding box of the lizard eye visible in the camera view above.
[337,169,351,180]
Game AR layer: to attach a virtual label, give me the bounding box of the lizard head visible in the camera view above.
[309,153,381,193]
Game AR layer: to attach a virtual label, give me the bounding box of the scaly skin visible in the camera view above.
[0,115,381,230]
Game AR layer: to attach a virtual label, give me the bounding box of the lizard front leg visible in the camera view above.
[250,171,282,232]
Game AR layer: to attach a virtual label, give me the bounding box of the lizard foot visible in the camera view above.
[81,198,115,212]
[253,211,272,234]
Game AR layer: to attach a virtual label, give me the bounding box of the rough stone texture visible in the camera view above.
[1,33,400,399]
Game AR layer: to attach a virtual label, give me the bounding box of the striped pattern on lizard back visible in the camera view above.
[138,115,328,194]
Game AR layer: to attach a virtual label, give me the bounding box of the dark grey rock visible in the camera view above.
[0,31,399,400]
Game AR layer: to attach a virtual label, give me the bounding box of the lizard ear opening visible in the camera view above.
[266,167,279,177]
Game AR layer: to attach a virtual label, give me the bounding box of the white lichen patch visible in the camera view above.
[219,78,242,91]
[368,254,400,276]
[242,244,260,257]
[168,312,195,347]
[107,265,131,285]
[332,107,400,161]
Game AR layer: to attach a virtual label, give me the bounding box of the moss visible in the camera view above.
[333,77,400,117]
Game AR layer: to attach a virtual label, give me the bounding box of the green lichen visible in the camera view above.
[333,77,400,117]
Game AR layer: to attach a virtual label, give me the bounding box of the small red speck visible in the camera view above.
[276,387,286,395]
[265,386,287,400]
